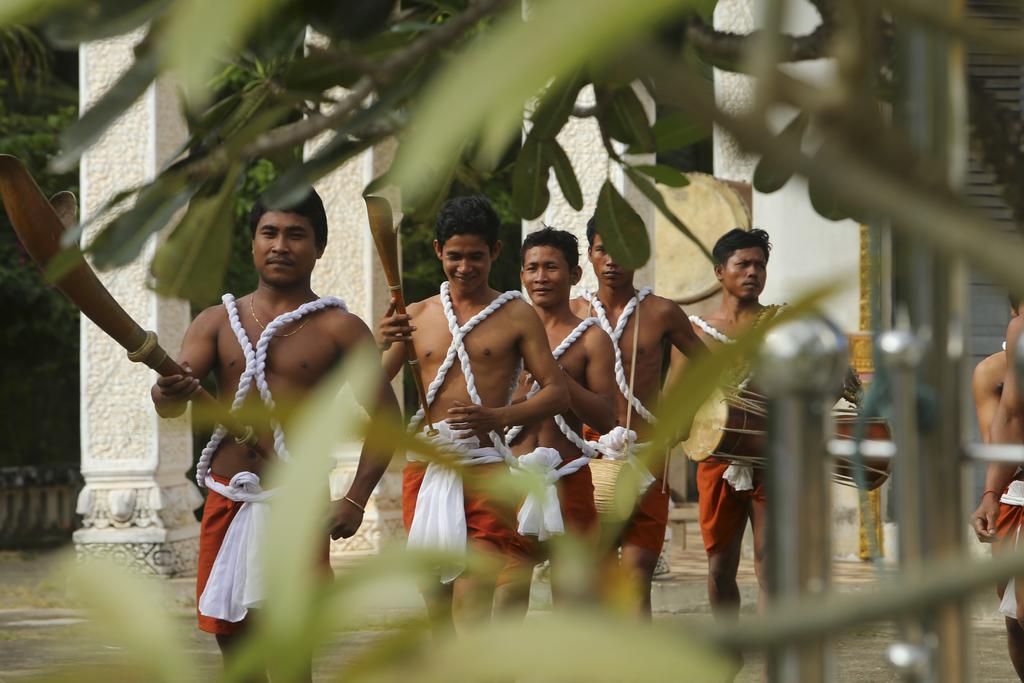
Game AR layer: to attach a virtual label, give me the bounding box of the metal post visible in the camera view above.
[879,330,935,682]
[760,317,849,683]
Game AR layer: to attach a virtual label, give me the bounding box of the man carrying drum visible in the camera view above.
[685,228,775,620]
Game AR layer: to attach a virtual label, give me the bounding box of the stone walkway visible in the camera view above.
[1,525,1021,682]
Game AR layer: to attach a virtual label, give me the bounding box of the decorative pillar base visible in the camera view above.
[73,479,202,577]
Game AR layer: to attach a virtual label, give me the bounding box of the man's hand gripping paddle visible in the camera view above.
[0,154,265,456]
[364,195,438,437]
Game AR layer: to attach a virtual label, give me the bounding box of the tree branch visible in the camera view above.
[182,0,511,180]
[687,0,834,69]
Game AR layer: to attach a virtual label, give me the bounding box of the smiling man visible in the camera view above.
[494,227,617,617]
[151,189,399,680]
[376,196,568,634]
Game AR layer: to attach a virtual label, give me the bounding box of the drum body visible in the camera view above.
[683,389,891,490]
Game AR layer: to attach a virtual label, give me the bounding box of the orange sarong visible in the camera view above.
[497,461,599,585]
[696,459,766,554]
[581,424,670,555]
[195,473,330,635]
[402,460,518,554]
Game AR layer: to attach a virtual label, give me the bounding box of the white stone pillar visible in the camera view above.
[74,34,202,575]
[307,130,405,565]
[523,84,656,294]
[713,0,876,560]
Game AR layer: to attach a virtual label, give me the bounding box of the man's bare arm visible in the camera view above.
[972,354,1004,444]
[566,327,616,433]
[377,298,424,381]
[329,316,401,540]
[664,299,708,359]
[151,305,221,418]
[972,317,1024,541]
[502,302,570,427]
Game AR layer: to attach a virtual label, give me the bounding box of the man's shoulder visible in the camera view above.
[317,305,370,337]
[192,302,229,332]
[582,321,613,348]
[974,351,1007,392]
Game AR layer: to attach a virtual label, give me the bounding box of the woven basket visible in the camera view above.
[590,458,628,517]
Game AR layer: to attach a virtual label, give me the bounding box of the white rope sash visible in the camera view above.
[686,315,754,492]
[689,315,736,345]
[405,282,522,582]
[195,293,348,487]
[584,287,656,423]
[504,318,600,540]
[198,472,274,622]
[1000,480,1024,619]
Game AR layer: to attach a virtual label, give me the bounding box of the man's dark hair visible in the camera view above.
[586,215,597,247]
[712,228,772,266]
[249,188,328,248]
[521,227,580,270]
[1011,292,1022,314]
[435,195,501,247]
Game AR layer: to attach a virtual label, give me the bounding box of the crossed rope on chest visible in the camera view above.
[195,293,348,488]
[408,282,522,463]
[584,287,656,424]
[505,317,604,460]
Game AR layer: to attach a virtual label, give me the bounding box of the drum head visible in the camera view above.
[682,387,728,462]
[655,173,751,304]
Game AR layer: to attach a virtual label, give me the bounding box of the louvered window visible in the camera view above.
[966,0,1023,364]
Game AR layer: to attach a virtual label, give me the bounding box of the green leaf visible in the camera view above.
[263,79,416,207]
[530,73,584,139]
[43,0,172,48]
[87,175,200,270]
[625,167,712,262]
[391,0,694,207]
[157,0,283,107]
[631,163,690,187]
[51,49,159,173]
[752,111,809,194]
[150,168,241,303]
[280,51,362,94]
[597,85,656,152]
[594,179,649,269]
[646,110,711,152]
[266,135,376,208]
[547,140,583,211]
[0,0,73,26]
[512,134,552,220]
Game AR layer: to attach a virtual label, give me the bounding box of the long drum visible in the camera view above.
[682,387,891,490]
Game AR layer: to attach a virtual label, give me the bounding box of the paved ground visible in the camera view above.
[1,519,1021,682]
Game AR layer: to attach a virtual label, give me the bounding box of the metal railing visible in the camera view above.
[754,320,1024,682]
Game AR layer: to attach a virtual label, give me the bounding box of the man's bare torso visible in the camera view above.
[570,294,670,440]
[407,292,524,436]
[509,318,596,459]
[208,294,352,479]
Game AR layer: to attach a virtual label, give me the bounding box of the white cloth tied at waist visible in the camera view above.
[1000,481,1024,619]
[406,422,505,583]
[723,463,754,492]
[198,472,274,623]
[514,447,587,542]
[595,426,656,495]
